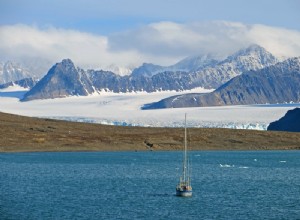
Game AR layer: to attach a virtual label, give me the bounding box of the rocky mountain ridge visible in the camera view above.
[189,44,279,88]
[131,54,219,78]
[22,59,95,101]
[19,44,286,101]
[142,57,300,109]
[0,78,38,90]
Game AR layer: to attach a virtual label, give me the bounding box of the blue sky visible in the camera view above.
[1,0,300,71]
[1,0,300,34]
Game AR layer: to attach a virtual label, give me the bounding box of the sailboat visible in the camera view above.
[176,113,192,197]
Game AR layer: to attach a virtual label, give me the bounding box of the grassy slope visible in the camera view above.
[0,112,299,152]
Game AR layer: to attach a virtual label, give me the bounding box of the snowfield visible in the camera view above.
[1,86,299,130]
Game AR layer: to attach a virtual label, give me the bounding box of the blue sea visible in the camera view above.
[1,151,300,220]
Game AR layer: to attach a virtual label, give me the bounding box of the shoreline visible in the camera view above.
[1,149,299,154]
[1,111,300,153]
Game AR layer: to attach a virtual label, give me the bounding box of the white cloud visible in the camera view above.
[109,21,249,57]
[1,21,300,75]
[248,24,300,58]
[0,24,143,72]
[108,21,300,60]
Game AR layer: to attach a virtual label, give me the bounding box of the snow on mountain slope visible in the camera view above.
[143,57,300,109]
[105,64,134,76]
[168,54,219,72]
[0,87,299,130]
[22,59,95,101]
[131,54,219,77]
[191,44,279,88]
[16,44,282,101]
[0,61,33,84]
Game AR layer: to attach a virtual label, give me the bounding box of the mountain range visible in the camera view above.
[19,44,283,101]
[2,44,299,108]
[142,57,300,109]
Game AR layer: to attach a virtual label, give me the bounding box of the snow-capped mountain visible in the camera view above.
[132,44,278,89]
[189,44,279,88]
[131,54,219,77]
[21,44,284,101]
[0,61,33,84]
[218,44,279,70]
[142,57,300,109]
[22,59,95,101]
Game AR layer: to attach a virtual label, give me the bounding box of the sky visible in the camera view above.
[1,0,300,73]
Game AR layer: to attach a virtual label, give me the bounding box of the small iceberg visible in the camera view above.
[279,161,287,163]
[238,166,249,169]
[220,164,235,168]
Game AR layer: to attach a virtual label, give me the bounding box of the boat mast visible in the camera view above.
[183,113,187,182]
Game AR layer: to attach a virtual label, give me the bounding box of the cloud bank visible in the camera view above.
[109,21,300,60]
[0,24,142,71]
[1,21,300,74]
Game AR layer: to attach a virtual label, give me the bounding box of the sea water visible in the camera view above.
[0,151,299,219]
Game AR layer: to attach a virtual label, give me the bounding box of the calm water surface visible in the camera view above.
[1,151,300,219]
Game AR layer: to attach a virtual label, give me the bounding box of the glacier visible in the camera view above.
[0,86,299,131]
[43,116,269,130]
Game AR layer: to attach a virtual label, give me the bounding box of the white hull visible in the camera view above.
[176,191,193,197]
[176,190,192,197]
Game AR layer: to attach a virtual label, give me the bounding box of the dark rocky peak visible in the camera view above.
[52,59,76,73]
[268,108,300,132]
[61,58,75,67]
[21,59,94,101]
